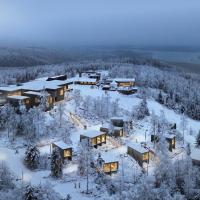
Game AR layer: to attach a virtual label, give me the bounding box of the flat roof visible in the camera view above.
[128,142,149,154]
[114,78,135,82]
[81,130,105,138]
[7,95,30,100]
[23,91,50,96]
[75,77,97,83]
[53,141,72,150]
[0,86,21,92]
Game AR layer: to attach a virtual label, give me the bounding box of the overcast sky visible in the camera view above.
[0,0,200,48]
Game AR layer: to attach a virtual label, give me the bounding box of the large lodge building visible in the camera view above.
[0,74,73,110]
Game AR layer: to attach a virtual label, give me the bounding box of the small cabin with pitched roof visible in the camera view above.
[114,78,135,87]
[52,141,72,162]
[96,154,119,175]
[151,134,176,152]
[80,130,107,148]
[127,142,154,167]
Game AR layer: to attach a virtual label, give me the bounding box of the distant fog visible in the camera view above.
[0,0,200,48]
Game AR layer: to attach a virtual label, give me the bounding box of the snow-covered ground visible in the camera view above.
[0,80,200,199]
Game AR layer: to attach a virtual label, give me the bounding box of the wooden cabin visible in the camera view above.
[0,86,22,105]
[46,86,65,103]
[52,141,72,162]
[110,117,125,127]
[89,73,101,81]
[112,127,124,137]
[7,95,31,111]
[117,87,138,95]
[47,74,67,81]
[127,142,153,167]
[114,78,135,87]
[96,154,119,174]
[22,91,53,110]
[151,134,176,152]
[80,130,107,148]
[74,78,97,85]
[191,148,200,166]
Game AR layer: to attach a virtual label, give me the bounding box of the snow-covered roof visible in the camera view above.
[128,142,149,154]
[53,141,72,150]
[23,91,50,96]
[81,130,105,138]
[110,116,130,122]
[7,95,30,100]
[0,86,21,92]
[114,78,135,82]
[114,126,123,130]
[101,154,119,163]
[191,147,200,161]
[103,85,110,88]
[75,77,97,83]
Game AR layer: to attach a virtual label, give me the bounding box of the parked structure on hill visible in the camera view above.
[80,130,107,148]
[127,142,154,167]
[151,134,176,152]
[52,141,73,162]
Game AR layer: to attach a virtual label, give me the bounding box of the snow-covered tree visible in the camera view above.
[51,147,63,178]
[195,130,200,147]
[24,145,40,170]
[135,97,150,120]
[180,113,188,145]
[73,89,82,113]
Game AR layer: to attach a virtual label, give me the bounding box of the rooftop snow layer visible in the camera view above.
[81,130,105,138]
[0,86,21,92]
[127,142,149,154]
[114,78,135,82]
[23,91,50,96]
[7,95,30,100]
[53,141,72,149]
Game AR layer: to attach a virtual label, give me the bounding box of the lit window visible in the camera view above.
[64,149,71,157]
[92,138,96,145]
[143,153,149,160]
[97,136,101,144]
[103,164,110,173]
[101,134,106,142]
[25,99,30,104]
[110,162,118,171]
[60,89,64,96]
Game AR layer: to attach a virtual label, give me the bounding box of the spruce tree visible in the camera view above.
[24,145,40,170]
[51,147,63,178]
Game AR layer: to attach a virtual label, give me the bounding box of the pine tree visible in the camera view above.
[136,98,150,120]
[24,145,40,170]
[196,131,200,147]
[51,147,63,178]
[157,91,164,104]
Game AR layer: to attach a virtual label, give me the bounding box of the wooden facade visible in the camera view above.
[80,130,107,148]
[115,79,135,87]
[112,127,124,137]
[7,95,31,111]
[22,91,53,111]
[127,143,153,167]
[151,134,176,152]
[52,141,72,162]
[46,86,65,103]
[0,87,22,105]
[103,161,119,174]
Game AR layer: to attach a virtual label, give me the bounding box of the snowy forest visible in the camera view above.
[0,59,200,200]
